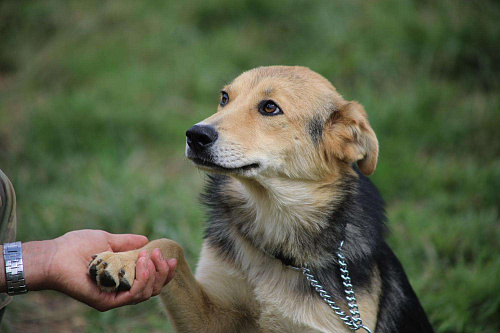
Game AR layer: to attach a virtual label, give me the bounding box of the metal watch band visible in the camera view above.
[3,241,28,295]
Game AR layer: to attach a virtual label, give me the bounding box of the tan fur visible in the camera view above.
[324,102,379,176]
[91,66,381,332]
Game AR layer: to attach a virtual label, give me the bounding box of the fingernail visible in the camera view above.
[158,250,164,262]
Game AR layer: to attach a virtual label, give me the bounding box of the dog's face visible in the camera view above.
[186,66,378,181]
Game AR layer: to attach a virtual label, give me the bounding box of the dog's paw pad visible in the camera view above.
[99,270,117,287]
[88,252,136,292]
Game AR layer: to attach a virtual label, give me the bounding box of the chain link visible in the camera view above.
[291,241,372,332]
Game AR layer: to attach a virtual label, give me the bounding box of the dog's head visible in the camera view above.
[186,66,378,180]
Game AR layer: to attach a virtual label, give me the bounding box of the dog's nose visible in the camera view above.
[186,125,218,151]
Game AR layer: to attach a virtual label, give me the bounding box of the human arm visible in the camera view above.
[0,230,177,311]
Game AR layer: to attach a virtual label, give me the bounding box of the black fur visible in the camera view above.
[375,243,434,332]
[202,167,433,332]
[308,115,324,144]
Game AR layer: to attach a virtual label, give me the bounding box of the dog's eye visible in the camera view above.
[264,102,278,113]
[220,92,229,107]
[259,100,283,116]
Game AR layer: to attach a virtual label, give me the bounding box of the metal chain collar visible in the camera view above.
[288,241,372,333]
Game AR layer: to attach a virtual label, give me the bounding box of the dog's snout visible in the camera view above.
[186,125,218,151]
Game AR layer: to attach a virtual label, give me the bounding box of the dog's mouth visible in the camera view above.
[190,157,259,172]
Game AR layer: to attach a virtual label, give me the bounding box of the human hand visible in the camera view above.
[24,230,176,311]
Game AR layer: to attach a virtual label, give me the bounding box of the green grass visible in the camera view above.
[0,0,499,332]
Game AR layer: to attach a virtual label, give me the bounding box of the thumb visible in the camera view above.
[108,234,149,252]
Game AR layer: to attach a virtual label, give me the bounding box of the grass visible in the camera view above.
[0,0,499,332]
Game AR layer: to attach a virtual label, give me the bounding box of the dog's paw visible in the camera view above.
[88,252,136,292]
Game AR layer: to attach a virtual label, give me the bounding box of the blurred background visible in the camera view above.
[0,0,498,332]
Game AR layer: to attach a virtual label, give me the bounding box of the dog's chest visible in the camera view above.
[197,242,353,332]
[249,260,353,332]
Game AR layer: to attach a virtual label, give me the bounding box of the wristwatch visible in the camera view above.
[3,241,28,295]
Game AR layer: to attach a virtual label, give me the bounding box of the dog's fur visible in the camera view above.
[90,66,433,332]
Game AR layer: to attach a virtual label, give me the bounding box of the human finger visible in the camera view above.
[128,256,150,303]
[137,250,148,259]
[129,258,156,304]
[166,258,177,283]
[150,248,169,295]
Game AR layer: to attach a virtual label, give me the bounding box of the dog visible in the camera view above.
[89,66,433,332]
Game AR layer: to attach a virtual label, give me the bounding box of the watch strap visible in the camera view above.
[3,242,27,295]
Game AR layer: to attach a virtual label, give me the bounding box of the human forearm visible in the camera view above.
[0,240,56,293]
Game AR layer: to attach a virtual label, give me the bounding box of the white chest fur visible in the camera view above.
[195,240,369,332]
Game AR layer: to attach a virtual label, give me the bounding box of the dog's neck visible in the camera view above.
[238,176,337,225]
[226,174,351,267]
[203,169,386,294]
[203,167,385,268]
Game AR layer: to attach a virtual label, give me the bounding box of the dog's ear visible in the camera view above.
[323,101,378,175]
